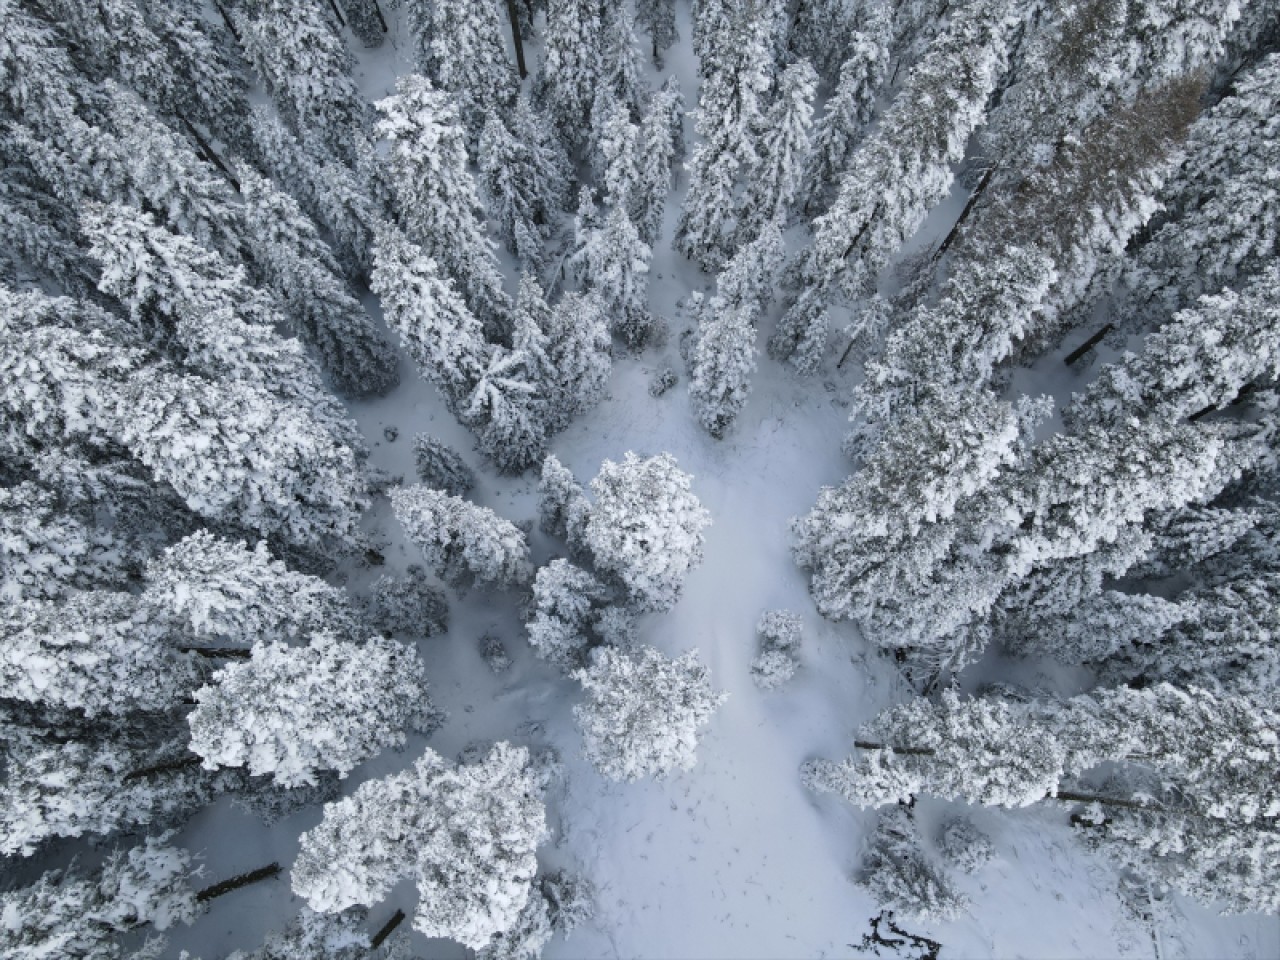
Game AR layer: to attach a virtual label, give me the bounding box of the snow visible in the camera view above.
[159,5,1279,960]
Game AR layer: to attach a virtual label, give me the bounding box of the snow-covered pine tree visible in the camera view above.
[247,104,381,283]
[956,75,1204,358]
[1069,265,1280,430]
[1125,53,1280,324]
[538,453,592,545]
[859,806,969,922]
[0,174,98,299]
[0,834,199,959]
[337,0,386,47]
[239,166,399,397]
[738,59,816,243]
[688,292,758,438]
[573,199,655,347]
[793,388,1027,652]
[802,15,892,215]
[189,634,437,787]
[366,567,450,637]
[390,484,532,589]
[140,0,253,152]
[0,479,133,601]
[0,285,368,557]
[291,743,548,949]
[596,100,642,211]
[634,77,684,246]
[375,74,511,337]
[675,1,772,270]
[479,99,570,274]
[424,0,518,143]
[717,214,783,316]
[805,684,1280,913]
[539,0,605,148]
[0,591,195,719]
[520,280,611,435]
[413,434,477,495]
[118,367,369,556]
[465,345,547,473]
[526,559,613,669]
[237,0,368,164]
[584,452,712,611]
[82,203,362,453]
[636,0,678,67]
[594,3,645,127]
[142,531,362,649]
[370,225,489,413]
[572,645,727,781]
[856,246,1058,425]
[784,0,1021,349]
[1,727,229,856]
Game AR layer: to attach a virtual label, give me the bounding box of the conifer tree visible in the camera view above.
[573,645,727,781]
[239,166,399,397]
[675,2,773,269]
[739,59,816,241]
[1,728,228,856]
[466,346,547,472]
[189,634,438,787]
[0,835,200,958]
[83,204,361,452]
[802,17,893,214]
[413,435,477,496]
[584,452,712,611]
[1125,52,1280,323]
[805,684,1280,913]
[717,219,783,315]
[292,743,548,949]
[237,0,368,163]
[526,559,613,669]
[390,485,532,589]
[370,225,489,413]
[538,454,592,545]
[573,195,655,347]
[788,0,1020,316]
[424,0,518,141]
[688,293,758,438]
[479,100,569,274]
[0,591,196,719]
[1070,265,1280,430]
[0,480,131,601]
[142,531,362,648]
[636,0,678,66]
[118,368,369,555]
[634,78,684,246]
[539,0,605,148]
[375,75,511,336]
[248,105,381,283]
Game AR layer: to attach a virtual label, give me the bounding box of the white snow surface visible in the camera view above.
[165,5,1279,959]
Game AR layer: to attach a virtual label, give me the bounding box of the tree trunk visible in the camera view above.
[123,754,202,782]
[195,863,282,903]
[1063,323,1113,365]
[327,0,348,28]
[179,646,252,659]
[505,0,528,79]
[176,115,239,191]
[372,0,388,33]
[931,164,997,262]
[370,909,406,949]
[213,1,240,42]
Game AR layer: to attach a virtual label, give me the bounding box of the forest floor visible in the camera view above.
[167,5,1279,958]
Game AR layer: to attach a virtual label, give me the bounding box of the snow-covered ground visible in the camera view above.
[166,5,1279,958]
